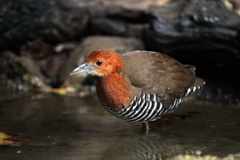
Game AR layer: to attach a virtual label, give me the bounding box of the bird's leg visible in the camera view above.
[140,122,150,135]
[144,122,150,131]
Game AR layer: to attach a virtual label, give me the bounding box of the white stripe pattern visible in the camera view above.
[104,85,202,123]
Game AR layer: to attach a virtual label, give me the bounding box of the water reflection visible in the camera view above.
[0,94,239,160]
[101,134,201,160]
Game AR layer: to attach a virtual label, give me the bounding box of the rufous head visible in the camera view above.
[70,50,123,76]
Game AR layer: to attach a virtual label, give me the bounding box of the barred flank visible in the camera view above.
[104,86,202,123]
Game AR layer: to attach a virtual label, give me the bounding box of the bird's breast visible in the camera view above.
[96,73,132,110]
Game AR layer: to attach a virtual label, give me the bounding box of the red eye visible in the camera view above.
[96,60,102,66]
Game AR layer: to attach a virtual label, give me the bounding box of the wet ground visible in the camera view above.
[0,93,240,160]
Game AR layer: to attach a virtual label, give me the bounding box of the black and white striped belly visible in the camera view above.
[104,86,201,123]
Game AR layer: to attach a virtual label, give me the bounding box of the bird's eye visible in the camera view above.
[95,60,102,66]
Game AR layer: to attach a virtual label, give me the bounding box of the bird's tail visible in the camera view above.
[193,77,205,88]
[184,64,206,88]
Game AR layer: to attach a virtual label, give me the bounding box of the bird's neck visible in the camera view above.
[96,73,132,110]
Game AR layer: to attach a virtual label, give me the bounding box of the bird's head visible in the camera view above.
[70,50,124,76]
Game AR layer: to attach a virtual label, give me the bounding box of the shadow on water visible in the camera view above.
[0,93,240,160]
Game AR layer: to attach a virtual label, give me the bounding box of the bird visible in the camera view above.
[70,50,205,131]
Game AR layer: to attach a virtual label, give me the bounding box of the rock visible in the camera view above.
[0,0,89,50]
[19,40,78,87]
[0,51,49,98]
[60,36,144,90]
[1,0,240,53]
[91,18,127,36]
[90,5,150,37]
[0,0,169,50]
[144,0,240,61]
[20,39,55,60]
[168,153,240,160]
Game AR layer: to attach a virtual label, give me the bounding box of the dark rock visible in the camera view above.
[91,18,127,35]
[0,0,154,50]
[90,5,151,37]
[0,0,89,50]
[144,0,240,58]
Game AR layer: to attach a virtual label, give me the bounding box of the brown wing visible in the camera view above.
[122,51,195,106]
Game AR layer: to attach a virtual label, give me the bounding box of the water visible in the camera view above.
[0,93,239,159]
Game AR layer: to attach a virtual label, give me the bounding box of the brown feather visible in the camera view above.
[122,51,199,106]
